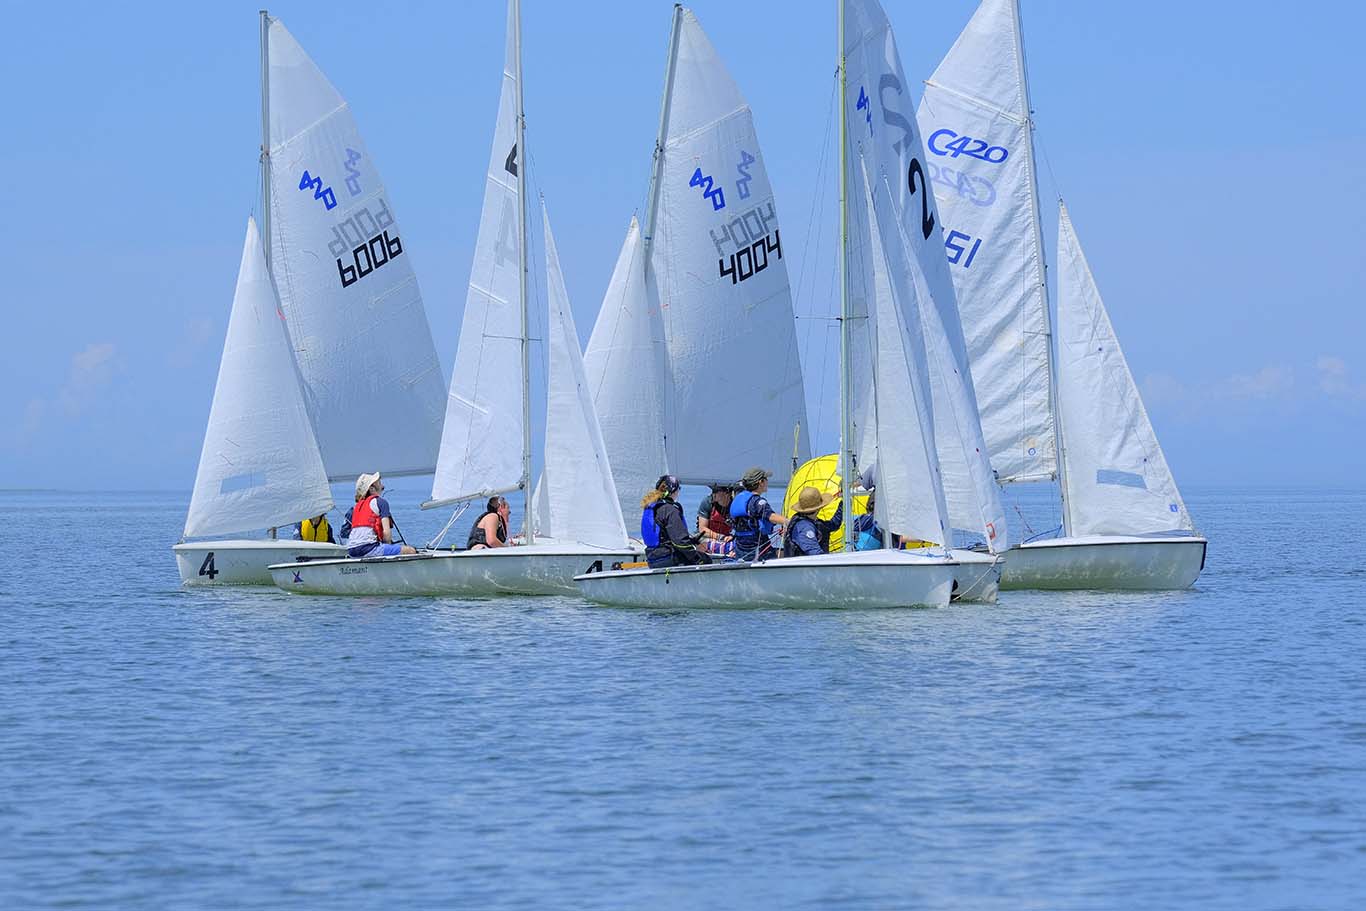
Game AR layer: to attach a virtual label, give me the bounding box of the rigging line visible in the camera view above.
[793,71,838,319]
[1034,124,1065,205]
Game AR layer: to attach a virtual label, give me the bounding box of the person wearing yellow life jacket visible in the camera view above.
[347,472,417,558]
[297,514,335,544]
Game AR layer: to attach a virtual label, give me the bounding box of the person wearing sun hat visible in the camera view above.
[780,486,844,558]
[346,472,417,558]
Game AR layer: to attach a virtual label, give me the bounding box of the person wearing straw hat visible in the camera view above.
[346,472,417,558]
[781,486,844,558]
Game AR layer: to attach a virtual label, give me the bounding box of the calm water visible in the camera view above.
[2,487,1363,909]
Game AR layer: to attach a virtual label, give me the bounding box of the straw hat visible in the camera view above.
[355,471,381,498]
[791,485,836,515]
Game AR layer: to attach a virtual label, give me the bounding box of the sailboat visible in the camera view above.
[916,0,1204,589]
[583,6,811,523]
[576,0,965,609]
[175,12,445,584]
[172,218,342,585]
[1003,203,1206,589]
[269,0,637,597]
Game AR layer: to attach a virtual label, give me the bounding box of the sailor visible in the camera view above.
[467,496,512,550]
[850,491,898,550]
[781,486,843,557]
[347,472,417,557]
[696,483,736,557]
[730,467,788,562]
[643,475,710,569]
[297,513,335,544]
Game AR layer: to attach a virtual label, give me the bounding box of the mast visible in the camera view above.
[1011,0,1069,535]
[259,9,271,266]
[513,0,534,544]
[836,0,854,551]
[642,5,684,259]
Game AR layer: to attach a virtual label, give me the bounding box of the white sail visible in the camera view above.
[430,1,526,505]
[184,217,333,539]
[1054,203,1193,537]
[265,17,445,480]
[878,163,1009,550]
[859,168,951,546]
[583,216,670,521]
[650,9,809,484]
[534,203,631,549]
[915,0,1055,484]
[844,0,978,546]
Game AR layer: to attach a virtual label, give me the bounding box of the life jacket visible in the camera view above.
[707,502,733,536]
[729,490,773,541]
[782,514,820,558]
[300,516,330,542]
[466,510,508,548]
[640,504,661,548]
[352,495,385,542]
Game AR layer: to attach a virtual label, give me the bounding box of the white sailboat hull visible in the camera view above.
[575,550,958,609]
[943,548,1003,603]
[999,535,1207,591]
[173,539,344,586]
[268,541,641,597]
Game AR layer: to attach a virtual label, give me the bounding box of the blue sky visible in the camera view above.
[3,0,1363,490]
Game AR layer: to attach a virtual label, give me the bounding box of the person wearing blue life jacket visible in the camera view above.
[730,466,788,562]
[781,486,844,558]
[850,490,899,550]
[641,475,710,569]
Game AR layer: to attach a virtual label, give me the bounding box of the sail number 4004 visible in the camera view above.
[719,231,782,285]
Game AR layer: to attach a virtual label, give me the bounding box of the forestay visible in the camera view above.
[1054,203,1193,537]
[915,0,1055,484]
[650,9,809,484]
[184,218,333,539]
[583,217,670,522]
[533,204,631,549]
[431,1,526,505]
[266,17,445,480]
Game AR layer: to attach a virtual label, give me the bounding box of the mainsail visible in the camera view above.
[265,17,445,481]
[430,1,526,505]
[915,0,1055,484]
[583,217,670,521]
[842,0,998,548]
[534,203,631,549]
[1054,203,1194,537]
[643,8,810,485]
[184,218,333,539]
